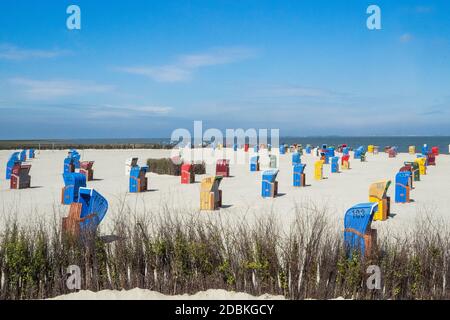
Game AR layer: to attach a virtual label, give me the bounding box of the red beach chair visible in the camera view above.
[10,163,31,189]
[80,161,95,181]
[181,163,195,184]
[216,159,230,177]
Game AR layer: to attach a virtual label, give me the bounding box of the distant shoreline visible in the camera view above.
[1,136,449,153]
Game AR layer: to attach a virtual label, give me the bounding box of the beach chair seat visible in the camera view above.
[388,147,398,158]
[129,166,148,192]
[395,171,411,203]
[79,161,95,181]
[293,164,306,187]
[314,160,324,180]
[181,163,195,184]
[331,156,339,173]
[344,202,378,258]
[10,163,31,189]
[250,156,260,172]
[269,155,277,168]
[421,144,429,156]
[415,158,427,175]
[262,170,279,198]
[369,180,391,221]
[62,188,108,237]
[431,146,439,156]
[61,172,87,205]
[200,176,223,210]
[354,146,364,159]
[341,155,350,170]
[426,153,436,166]
[404,161,420,181]
[216,159,230,177]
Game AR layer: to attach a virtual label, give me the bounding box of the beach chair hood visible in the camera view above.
[6,152,21,179]
[293,163,306,174]
[201,176,223,192]
[369,180,391,200]
[262,169,279,183]
[77,187,108,230]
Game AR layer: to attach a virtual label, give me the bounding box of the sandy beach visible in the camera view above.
[1,148,448,237]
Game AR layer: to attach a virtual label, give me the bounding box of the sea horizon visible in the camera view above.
[1,136,449,153]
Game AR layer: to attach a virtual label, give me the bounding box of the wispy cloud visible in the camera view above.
[9,77,114,99]
[0,102,172,119]
[118,46,257,82]
[400,33,414,43]
[255,85,337,98]
[415,6,434,14]
[86,104,172,118]
[0,43,70,61]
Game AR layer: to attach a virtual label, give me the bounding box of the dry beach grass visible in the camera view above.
[0,204,449,300]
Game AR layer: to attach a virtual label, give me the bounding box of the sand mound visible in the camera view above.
[50,288,286,300]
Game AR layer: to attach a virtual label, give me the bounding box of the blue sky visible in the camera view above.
[0,0,449,138]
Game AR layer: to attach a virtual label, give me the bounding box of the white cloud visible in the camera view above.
[258,86,335,98]
[119,65,191,82]
[0,43,69,60]
[118,46,257,83]
[87,104,172,118]
[400,33,414,43]
[10,77,114,99]
[415,6,433,13]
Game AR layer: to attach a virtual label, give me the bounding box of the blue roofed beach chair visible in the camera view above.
[331,156,340,173]
[261,169,279,198]
[62,188,108,237]
[395,171,411,203]
[6,152,21,179]
[129,165,148,193]
[250,156,260,172]
[292,152,301,165]
[293,163,306,187]
[344,202,378,258]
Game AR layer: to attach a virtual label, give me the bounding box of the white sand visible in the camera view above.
[51,288,285,300]
[0,148,449,236]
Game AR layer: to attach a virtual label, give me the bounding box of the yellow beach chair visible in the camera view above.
[314,160,324,181]
[368,145,374,154]
[409,146,416,155]
[200,176,223,210]
[369,180,391,221]
[415,158,427,176]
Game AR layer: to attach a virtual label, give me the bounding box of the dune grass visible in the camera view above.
[0,205,449,300]
[146,158,206,176]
